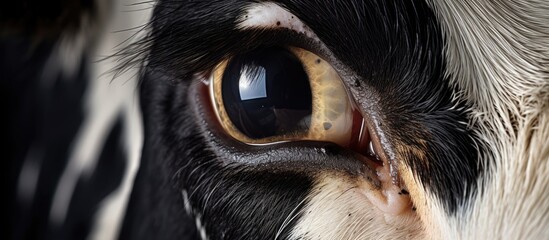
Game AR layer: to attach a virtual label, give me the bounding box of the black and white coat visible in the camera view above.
[4,0,549,239]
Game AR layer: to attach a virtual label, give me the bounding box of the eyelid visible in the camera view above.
[220,28,329,69]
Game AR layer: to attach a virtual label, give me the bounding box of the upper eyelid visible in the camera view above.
[142,3,339,81]
[192,29,326,74]
[225,29,322,58]
[146,16,342,85]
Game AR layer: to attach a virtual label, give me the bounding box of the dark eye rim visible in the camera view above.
[190,55,422,212]
[188,78,376,176]
[192,39,396,169]
[195,46,389,158]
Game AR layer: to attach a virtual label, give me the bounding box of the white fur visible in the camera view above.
[16,146,43,204]
[236,2,350,82]
[84,0,149,240]
[426,1,549,238]
[17,0,110,224]
[182,190,209,240]
[289,173,422,240]
[86,1,150,239]
[49,1,148,240]
[42,33,87,87]
[237,2,321,44]
[48,0,112,227]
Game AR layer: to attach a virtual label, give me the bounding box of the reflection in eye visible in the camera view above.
[210,47,358,146]
[221,47,313,139]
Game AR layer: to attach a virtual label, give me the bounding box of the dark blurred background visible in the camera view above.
[2,1,149,239]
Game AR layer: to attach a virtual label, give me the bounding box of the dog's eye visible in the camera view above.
[210,47,356,146]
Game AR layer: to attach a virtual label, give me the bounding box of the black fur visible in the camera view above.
[122,70,314,239]
[4,0,487,239]
[123,5,481,235]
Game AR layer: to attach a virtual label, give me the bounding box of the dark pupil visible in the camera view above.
[222,47,312,139]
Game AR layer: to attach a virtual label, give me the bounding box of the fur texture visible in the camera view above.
[426,1,549,238]
[5,0,548,239]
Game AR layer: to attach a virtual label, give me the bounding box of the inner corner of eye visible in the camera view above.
[208,46,355,147]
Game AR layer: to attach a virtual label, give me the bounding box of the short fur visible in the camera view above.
[5,0,548,239]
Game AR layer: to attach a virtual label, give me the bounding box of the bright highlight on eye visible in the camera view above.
[210,47,355,146]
